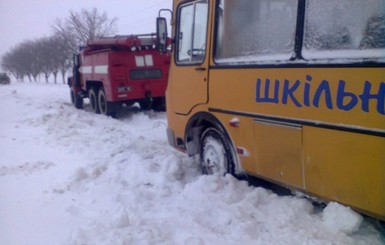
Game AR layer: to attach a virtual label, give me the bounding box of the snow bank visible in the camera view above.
[0,83,384,245]
[323,202,363,234]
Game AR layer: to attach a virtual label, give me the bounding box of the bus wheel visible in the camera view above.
[70,90,83,109]
[89,87,100,114]
[200,127,234,176]
[98,88,116,116]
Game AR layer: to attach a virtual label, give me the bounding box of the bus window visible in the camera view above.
[215,0,298,64]
[303,0,385,60]
[177,0,208,64]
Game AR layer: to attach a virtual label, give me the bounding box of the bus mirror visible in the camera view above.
[156,17,168,52]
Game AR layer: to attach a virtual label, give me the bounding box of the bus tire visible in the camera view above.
[89,87,100,114]
[199,127,234,176]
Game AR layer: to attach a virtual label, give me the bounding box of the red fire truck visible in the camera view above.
[68,34,171,115]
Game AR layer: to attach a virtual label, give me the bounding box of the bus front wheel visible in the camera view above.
[199,127,234,176]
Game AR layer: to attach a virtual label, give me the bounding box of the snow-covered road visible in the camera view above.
[0,83,383,245]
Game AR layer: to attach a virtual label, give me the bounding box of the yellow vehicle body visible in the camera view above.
[166,0,385,221]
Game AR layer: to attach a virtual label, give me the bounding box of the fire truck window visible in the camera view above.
[177,0,209,64]
[215,0,298,64]
[135,56,145,67]
[130,69,162,80]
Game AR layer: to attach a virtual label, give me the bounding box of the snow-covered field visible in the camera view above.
[0,82,384,245]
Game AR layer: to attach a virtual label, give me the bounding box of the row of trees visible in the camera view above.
[2,35,71,83]
[1,8,117,84]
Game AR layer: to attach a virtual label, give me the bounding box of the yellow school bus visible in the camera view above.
[158,0,385,220]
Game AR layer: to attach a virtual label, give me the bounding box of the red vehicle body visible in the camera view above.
[68,34,171,115]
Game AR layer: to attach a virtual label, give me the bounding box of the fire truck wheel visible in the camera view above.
[139,100,151,111]
[152,97,166,112]
[199,127,235,176]
[98,88,116,116]
[89,88,100,114]
[70,90,83,109]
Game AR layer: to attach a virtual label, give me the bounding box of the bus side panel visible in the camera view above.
[254,122,304,189]
[303,126,385,220]
[211,112,259,175]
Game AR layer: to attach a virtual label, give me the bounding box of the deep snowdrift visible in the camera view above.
[0,83,384,245]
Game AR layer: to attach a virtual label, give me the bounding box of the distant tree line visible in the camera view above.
[2,35,71,83]
[1,8,117,84]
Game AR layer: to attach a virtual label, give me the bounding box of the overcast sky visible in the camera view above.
[0,0,172,65]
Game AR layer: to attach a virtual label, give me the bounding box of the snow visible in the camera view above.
[214,49,385,65]
[322,202,363,235]
[301,49,385,62]
[0,82,384,245]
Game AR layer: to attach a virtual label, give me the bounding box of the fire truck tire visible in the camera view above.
[152,97,166,112]
[70,90,83,109]
[199,127,235,176]
[89,88,100,114]
[139,100,152,111]
[98,88,117,116]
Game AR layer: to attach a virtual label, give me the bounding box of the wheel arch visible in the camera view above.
[184,111,242,174]
[185,112,226,155]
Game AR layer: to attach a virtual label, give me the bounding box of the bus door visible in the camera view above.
[171,0,209,115]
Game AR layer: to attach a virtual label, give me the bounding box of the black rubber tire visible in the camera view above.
[70,90,83,109]
[89,87,100,114]
[139,100,152,111]
[98,88,117,116]
[199,127,235,176]
[70,90,75,104]
[152,97,166,112]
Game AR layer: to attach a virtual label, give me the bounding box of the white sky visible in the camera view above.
[0,0,172,65]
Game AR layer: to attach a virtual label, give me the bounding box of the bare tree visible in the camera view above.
[2,50,24,81]
[52,34,73,84]
[37,37,56,83]
[2,41,39,82]
[1,37,71,83]
[2,8,117,83]
[52,8,118,52]
[40,35,72,84]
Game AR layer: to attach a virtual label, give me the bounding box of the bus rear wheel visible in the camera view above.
[199,127,234,176]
